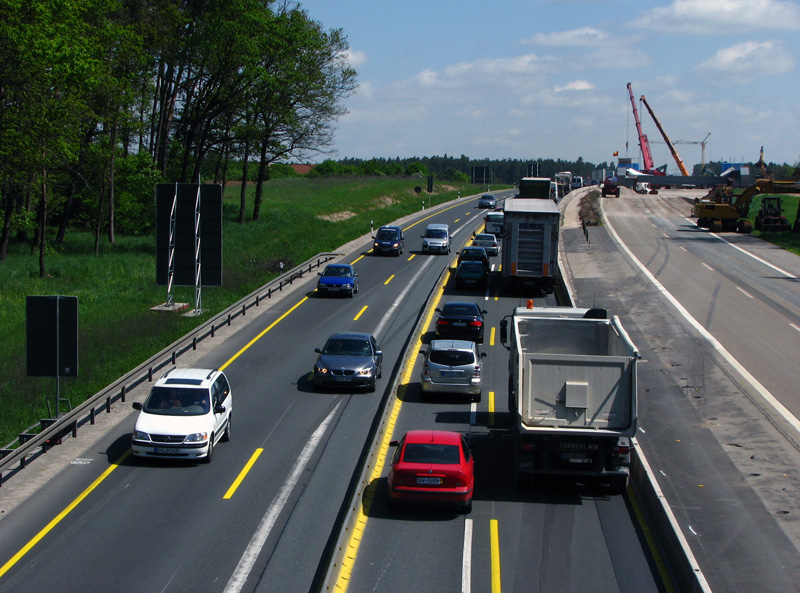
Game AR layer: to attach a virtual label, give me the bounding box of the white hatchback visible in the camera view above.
[131,368,232,462]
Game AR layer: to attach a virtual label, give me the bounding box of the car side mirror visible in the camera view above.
[481,310,488,315]
[132,402,142,410]
[374,350,383,357]
[318,272,322,276]
[214,404,226,414]
[389,440,399,447]
[481,352,487,358]
[315,348,322,354]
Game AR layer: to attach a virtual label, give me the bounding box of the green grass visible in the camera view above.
[746,194,800,255]
[0,177,476,446]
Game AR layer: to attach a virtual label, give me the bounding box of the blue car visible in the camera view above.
[317,263,359,297]
[372,225,404,256]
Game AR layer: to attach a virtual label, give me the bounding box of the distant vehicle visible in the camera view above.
[601,178,620,197]
[317,263,359,297]
[478,194,497,208]
[421,223,451,254]
[584,178,598,186]
[471,233,498,256]
[518,177,552,199]
[131,368,232,463]
[420,339,484,399]
[435,301,487,343]
[388,429,475,513]
[372,225,404,256]
[313,332,382,392]
[500,199,560,293]
[457,246,490,272]
[484,211,504,236]
[571,176,584,190]
[454,261,489,290]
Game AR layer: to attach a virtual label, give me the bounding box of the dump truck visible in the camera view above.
[500,198,560,293]
[518,177,553,200]
[499,306,640,493]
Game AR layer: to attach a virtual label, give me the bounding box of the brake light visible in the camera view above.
[473,366,481,377]
[422,363,430,376]
[617,445,630,455]
[469,320,482,327]
[437,319,450,326]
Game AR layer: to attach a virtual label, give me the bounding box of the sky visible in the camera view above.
[295,0,800,173]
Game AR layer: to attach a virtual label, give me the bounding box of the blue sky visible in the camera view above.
[296,0,800,172]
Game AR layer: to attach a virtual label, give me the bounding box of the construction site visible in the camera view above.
[617,82,800,236]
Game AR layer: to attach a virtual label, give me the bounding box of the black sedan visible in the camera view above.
[313,332,383,391]
[434,302,487,343]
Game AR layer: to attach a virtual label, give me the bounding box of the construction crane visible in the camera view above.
[639,94,690,176]
[654,133,711,170]
[627,83,664,175]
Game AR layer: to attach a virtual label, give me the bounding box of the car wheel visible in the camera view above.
[221,415,231,442]
[459,499,472,514]
[204,436,214,463]
[368,379,376,392]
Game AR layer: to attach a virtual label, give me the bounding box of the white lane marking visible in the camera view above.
[223,403,340,593]
[606,214,800,435]
[702,262,714,272]
[373,255,436,341]
[791,323,800,333]
[683,216,799,280]
[470,401,477,426]
[462,519,473,593]
[736,286,754,299]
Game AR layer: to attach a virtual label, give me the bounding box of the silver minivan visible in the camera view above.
[421,223,451,254]
[420,339,484,399]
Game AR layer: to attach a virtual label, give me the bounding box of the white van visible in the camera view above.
[421,223,451,254]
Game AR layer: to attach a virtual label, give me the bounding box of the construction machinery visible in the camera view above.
[627,83,666,176]
[639,94,690,176]
[693,179,800,233]
[755,197,791,232]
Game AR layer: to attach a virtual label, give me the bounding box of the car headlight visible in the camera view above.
[315,365,328,374]
[185,432,209,443]
[358,368,373,376]
[132,430,150,441]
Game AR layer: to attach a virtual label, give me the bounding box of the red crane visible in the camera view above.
[627,82,664,175]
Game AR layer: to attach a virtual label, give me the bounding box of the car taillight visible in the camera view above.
[473,366,480,376]
[437,319,450,326]
[422,363,430,376]
[469,320,482,327]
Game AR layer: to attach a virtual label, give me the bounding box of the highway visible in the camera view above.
[3,185,800,592]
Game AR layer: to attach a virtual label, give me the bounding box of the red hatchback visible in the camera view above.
[387,430,474,513]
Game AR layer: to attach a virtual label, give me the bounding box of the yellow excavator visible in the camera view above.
[693,179,800,233]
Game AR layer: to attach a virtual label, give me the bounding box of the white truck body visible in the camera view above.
[500,199,560,293]
[501,306,639,491]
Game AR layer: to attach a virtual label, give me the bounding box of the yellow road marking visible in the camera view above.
[384,275,395,285]
[628,483,677,593]
[0,449,131,578]
[224,448,264,499]
[488,391,495,427]
[491,519,502,593]
[354,305,368,321]
[407,254,415,261]
[489,327,496,346]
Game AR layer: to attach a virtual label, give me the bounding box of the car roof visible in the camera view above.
[403,430,463,446]
[441,301,481,312]
[426,223,449,229]
[327,331,373,341]
[325,263,353,269]
[378,225,401,230]
[429,339,476,351]
[475,233,495,239]
[462,246,486,252]
[156,368,219,387]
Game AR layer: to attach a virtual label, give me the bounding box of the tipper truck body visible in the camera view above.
[500,198,560,293]
[518,177,553,200]
[500,306,639,492]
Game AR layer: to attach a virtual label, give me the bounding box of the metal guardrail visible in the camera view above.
[0,253,339,486]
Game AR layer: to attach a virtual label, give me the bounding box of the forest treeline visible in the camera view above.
[0,0,356,274]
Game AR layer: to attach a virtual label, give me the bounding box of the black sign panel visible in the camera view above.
[26,296,78,378]
[155,183,223,286]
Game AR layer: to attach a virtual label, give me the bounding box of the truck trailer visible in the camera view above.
[500,198,560,293]
[499,306,639,492]
[518,177,554,200]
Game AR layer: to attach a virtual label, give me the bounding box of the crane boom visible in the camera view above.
[627,83,656,172]
[639,94,690,176]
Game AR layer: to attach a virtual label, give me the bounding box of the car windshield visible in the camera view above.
[376,228,398,240]
[402,443,460,465]
[459,262,484,272]
[486,213,503,222]
[475,235,495,242]
[425,229,447,238]
[143,386,210,415]
[442,304,479,316]
[429,350,475,366]
[322,266,351,277]
[461,249,484,258]
[323,338,372,356]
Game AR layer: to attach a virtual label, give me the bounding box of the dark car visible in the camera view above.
[372,225,404,256]
[454,261,488,290]
[317,263,359,297]
[434,302,487,343]
[313,332,383,391]
[457,246,490,273]
[477,194,497,209]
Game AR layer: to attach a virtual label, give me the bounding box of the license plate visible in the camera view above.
[561,452,591,463]
[155,447,181,454]
[416,477,443,485]
[334,376,351,382]
[440,370,462,377]
[453,322,466,326]
[327,287,339,291]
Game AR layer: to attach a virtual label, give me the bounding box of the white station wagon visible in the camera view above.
[131,368,232,462]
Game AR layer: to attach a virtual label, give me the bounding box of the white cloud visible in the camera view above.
[697,40,795,74]
[633,0,800,34]
[554,80,594,92]
[344,48,368,68]
[523,27,609,47]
